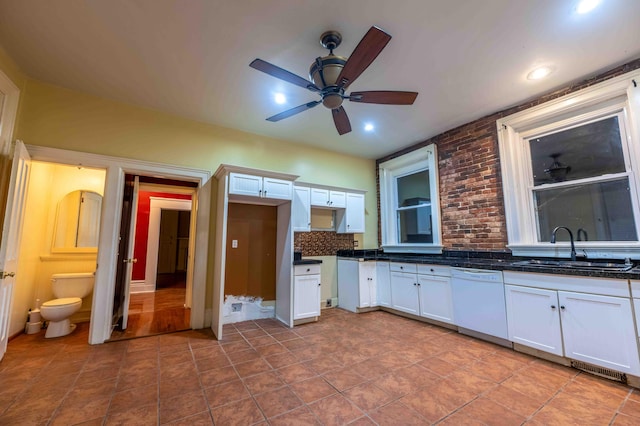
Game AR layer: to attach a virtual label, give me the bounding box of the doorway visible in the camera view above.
[109,178,196,341]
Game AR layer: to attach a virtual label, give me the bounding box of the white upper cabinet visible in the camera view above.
[340,192,365,233]
[292,186,311,232]
[311,188,346,208]
[229,172,292,200]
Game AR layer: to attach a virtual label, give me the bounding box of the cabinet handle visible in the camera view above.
[551,305,556,309]
[400,266,404,270]
[264,190,267,196]
[430,268,434,272]
[413,283,417,286]
[560,305,565,310]
[306,268,310,272]
[318,283,321,286]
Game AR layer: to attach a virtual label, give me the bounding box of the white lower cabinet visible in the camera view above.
[505,285,563,356]
[293,265,321,320]
[376,261,391,307]
[504,272,640,376]
[390,263,453,322]
[559,291,639,374]
[337,259,376,312]
[390,271,419,315]
[417,274,454,324]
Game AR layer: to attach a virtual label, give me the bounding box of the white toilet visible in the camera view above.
[40,272,94,338]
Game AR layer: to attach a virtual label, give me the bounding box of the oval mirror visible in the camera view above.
[53,190,103,251]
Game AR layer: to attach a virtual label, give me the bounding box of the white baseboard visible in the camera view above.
[130,280,155,293]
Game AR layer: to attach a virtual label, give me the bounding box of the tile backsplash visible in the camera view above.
[294,231,355,256]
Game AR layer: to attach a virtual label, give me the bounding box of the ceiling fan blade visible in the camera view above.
[349,91,418,105]
[332,106,352,135]
[266,101,321,122]
[250,59,320,92]
[336,26,391,90]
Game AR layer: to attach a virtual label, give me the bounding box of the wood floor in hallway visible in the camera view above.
[108,273,190,341]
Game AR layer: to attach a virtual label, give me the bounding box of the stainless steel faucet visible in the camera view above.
[550,226,577,261]
[577,228,588,241]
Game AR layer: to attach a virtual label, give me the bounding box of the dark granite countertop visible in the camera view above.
[336,249,640,280]
[293,259,323,265]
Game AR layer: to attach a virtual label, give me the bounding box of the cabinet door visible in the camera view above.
[344,192,365,233]
[262,177,292,200]
[390,272,419,315]
[376,262,391,307]
[294,274,321,320]
[417,275,454,324]
[559,291,640,375]
[358,262,376,308]
[329,190,346,208]
[229,173,262,197]
[505,285,563,356]
[292,186,311,232]
[310,188,330,206]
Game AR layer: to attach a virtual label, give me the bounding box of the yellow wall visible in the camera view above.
[3,73,377,332]
[16,79,377,246]
[11,162,105,336]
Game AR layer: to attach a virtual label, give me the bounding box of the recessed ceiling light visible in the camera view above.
[274,93,286,104]
[576,0,601,14]
[527,66,554,80]
[364,122,375,132]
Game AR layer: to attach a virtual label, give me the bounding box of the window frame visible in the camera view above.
[379,145,442,253]
[497,70,640,259]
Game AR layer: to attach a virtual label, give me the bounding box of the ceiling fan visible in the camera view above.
[249,26,418,135]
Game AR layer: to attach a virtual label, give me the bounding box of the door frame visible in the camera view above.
[25,145,211,344]
[146,197,193,294]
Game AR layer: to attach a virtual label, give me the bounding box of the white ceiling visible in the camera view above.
[0,1,638,159]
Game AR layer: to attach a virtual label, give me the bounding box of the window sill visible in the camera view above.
[382,244,443,254]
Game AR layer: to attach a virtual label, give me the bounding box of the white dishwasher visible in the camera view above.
[451,268,509,343]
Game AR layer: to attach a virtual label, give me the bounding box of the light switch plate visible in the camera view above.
[232,239,238,248]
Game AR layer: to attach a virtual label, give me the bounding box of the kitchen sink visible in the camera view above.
[513,259,634,272]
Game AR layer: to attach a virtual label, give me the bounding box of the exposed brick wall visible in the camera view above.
[377,57,640,251]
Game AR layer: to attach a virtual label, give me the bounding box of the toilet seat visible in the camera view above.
[42,297,82,308]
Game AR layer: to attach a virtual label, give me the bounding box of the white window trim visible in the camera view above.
[379,145,443,254]
[497,70,640,259]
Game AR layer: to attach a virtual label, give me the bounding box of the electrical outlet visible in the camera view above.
[231,303,242,312]
[326,298,332,307]
[353,240,358,247]
[232,239,238,248]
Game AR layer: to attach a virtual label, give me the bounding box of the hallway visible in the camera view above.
[1,309,640,425]
[109,272,190,341]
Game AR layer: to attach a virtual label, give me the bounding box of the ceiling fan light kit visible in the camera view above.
[249,26,418,135]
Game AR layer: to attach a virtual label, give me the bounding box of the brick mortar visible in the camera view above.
[376,57,640,250]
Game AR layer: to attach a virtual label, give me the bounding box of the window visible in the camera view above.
[497,71,640,259]
[379,145,442,253]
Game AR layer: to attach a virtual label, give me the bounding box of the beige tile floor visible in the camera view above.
[1,308,640,425]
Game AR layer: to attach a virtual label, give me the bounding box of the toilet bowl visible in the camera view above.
[40,272,94,338]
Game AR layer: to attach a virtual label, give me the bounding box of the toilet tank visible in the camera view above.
[51,272,95,299]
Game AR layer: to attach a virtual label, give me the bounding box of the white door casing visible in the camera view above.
[0,141,30,360]
[145,197,192,292]
[23,144,210,344]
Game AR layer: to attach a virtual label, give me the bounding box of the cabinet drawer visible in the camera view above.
[390,262,417,274]
[417,264,451,277]
[294,264,321,276]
